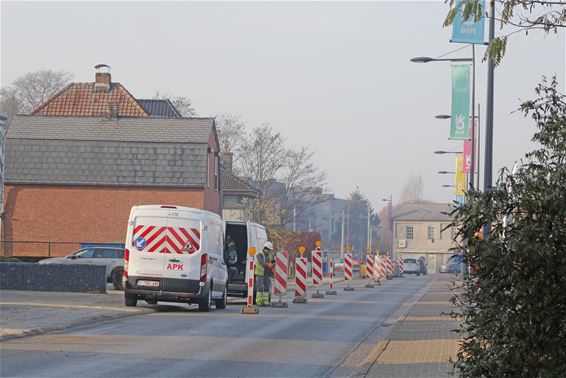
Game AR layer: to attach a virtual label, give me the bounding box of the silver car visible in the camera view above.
[38,247,124,283]
[403,258,421,276]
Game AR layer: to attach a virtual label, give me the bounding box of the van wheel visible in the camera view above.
[199,286,212,312]
[215,286,227,309]
[112,268,124,290]
[125,295,137,307]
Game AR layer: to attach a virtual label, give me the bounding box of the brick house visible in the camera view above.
[2,69,220,257]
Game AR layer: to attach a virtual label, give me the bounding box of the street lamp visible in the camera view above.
[434,150,462,155]
[435,112,482,190]
[382,195,393,259]
[411,50,477,193]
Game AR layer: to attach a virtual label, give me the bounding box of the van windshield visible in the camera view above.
[404,259,417,264]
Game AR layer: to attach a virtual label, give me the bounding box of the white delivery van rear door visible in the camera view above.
[130,214,169,278]
[164,214,202,281]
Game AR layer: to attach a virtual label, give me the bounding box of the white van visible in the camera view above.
[224,221,268,297]
[123,205,228,312]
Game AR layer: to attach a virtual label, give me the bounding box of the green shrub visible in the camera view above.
[451,77,566,377]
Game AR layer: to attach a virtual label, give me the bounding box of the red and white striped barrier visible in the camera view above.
[344,253,355,291]
[373,254,382,284]
[311,249,324,298]
[378,255,387,279]
[399,257,404,275]
[326,260,337,295]
[293,257,308,303]
[365,254,375,288]
[386,256,393,277]
[241,254,259,314]
[272,252,289,308]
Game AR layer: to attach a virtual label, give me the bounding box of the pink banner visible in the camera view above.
[462,120,478,173]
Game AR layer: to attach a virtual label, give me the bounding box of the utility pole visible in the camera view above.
[293,205,296,232]
[340,208,345,259]
[366,202,371,258]
[484,0,496,237]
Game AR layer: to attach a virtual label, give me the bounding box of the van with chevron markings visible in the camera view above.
[123,205,228,312]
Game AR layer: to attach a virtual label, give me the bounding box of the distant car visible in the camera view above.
[38,247,124,284]
[403,258,420,276]
[417,259,427,275]
[332,257,359,272]
[439,263,451,273]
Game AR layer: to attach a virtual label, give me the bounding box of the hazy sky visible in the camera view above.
[1,1,564,211]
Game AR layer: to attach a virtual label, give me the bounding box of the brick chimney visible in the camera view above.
[94,64,111,93]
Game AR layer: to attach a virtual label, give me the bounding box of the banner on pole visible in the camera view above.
[450,65,471,140]
[451,0,485,44]
[455,154,466,195]
[462,119,478,173]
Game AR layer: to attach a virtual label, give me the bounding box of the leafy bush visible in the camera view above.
[451,77,566,377]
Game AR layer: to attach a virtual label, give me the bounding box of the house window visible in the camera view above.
[214,155,219,190]
[451,227,457,239]
[427,226,435,240]
[406,225,414,239]
[439,224,444,240]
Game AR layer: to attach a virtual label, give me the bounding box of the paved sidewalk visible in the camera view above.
[364,274,461,377]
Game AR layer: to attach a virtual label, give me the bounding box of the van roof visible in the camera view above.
[132,205,209,216]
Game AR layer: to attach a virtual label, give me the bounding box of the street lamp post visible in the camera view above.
[435,112,482,190]
[412,52,477,191]
[382,195,393,259]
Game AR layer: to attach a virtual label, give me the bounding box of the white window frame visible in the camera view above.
[427,225,435,240]
[406,225,414,240]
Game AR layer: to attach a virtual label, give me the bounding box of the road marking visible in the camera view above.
[1,328,34,337]
[403,316,454,321]
[1,335,352,365]
[0,302,145,313]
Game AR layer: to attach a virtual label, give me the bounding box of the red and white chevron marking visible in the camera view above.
[274,252,289,295]
[344,253,353,281]
[379,255,387,278]
[373,255,382,280]
[133,225,200,254]
[386,256,393,275]
[329,260,335,290]
[366,255,374,278]
[311,250,323,286]
[294,257,308,298]
[399,258,404,274]
[247,259,255,306]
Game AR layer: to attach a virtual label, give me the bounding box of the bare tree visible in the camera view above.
[400,173,425,203]
[278,146,327,227]
[0,69,72,125]
[215,113,246,154]
[153,92,197,117]
[236,123,287,189]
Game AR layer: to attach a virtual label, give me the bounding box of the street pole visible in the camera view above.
[476,103,481,190]
[469,44,476,191]
[484,0,496,237]
[389,195,394,259]
[340,209,345,259]
[367,203,371,259]
[293,205,296,232]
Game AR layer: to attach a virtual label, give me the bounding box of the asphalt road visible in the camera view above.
[1,275,432,377]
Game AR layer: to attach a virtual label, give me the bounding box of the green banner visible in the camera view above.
[450,65,471,140]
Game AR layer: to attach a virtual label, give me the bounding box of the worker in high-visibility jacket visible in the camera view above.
[255,241,274,306]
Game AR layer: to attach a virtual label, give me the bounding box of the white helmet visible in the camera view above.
[264,241,274,251]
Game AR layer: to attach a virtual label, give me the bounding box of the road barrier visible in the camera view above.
[293,257,308,303]
[365,255,375,288]
[311,249,324,298]
[373,254,382,285]
[241,255,259,314]
[399,257,404,275]
[385,256,393,279]
[378,255,387,279]
[326,260,337,295]
[272,251,289,308]
[344,253,354,291]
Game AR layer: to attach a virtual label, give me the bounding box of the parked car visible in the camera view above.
[439,262,451,273]
[417,259,427,275]
[332,257,360,272]
[38,247,124,285]
[440,255,466,274]
[403,258,420,276]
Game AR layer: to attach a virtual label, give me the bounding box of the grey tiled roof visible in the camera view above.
[137,99,182,118]
[393,203,453,222]
[6,116,215,187]
[222,172,262,196]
